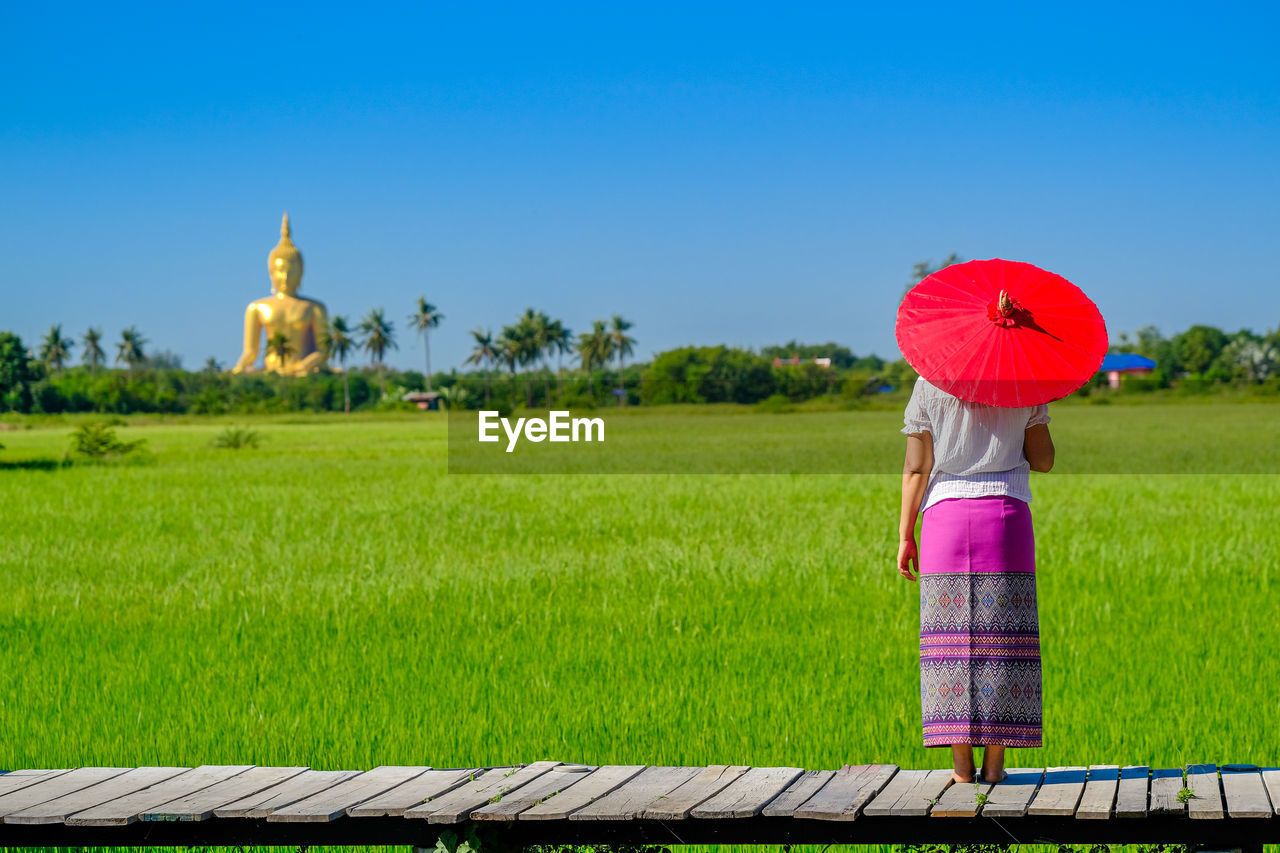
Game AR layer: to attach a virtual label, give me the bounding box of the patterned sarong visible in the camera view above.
[919,495,1042,747]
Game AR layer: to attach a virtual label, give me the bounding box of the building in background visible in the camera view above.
[1100,353,1156,389]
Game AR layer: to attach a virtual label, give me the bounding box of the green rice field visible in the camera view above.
[1,403,1278,853]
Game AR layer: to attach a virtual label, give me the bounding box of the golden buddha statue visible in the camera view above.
[231,213,330,375]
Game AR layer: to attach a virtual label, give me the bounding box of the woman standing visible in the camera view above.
[897,375,1055,784]
[892,258,1106,784]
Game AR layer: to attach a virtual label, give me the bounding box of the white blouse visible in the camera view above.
[900,376,1050,512]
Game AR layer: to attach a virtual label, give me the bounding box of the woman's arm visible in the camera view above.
[1024,423,1055,472]
[898,431,934,581]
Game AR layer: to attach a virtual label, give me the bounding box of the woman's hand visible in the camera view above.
[898,536,919,581]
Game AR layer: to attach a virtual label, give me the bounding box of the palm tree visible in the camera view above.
[513,313,544,407]
[358,308,397,397]
[524,308,556,407]
[496,324,525,405]
[408,298,444,391]
[116,327,147,381]
[82,327,105,372]
[39,325,74,372]
[609,314,636,405]
[464,327,498,407]
[577,320,614,398]
[266,331,295,405]
[321,315,355,413]
[546,318,572,400]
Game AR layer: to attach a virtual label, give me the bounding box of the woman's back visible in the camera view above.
[901,376,1049,510]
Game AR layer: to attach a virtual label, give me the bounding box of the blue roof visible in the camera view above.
[1100,353,1156,371]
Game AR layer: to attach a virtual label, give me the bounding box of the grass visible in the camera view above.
[0,402,1277,853]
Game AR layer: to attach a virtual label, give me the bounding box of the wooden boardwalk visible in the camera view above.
[0,763,1275,848]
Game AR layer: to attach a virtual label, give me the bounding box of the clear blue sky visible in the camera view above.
[3,2,1277,373]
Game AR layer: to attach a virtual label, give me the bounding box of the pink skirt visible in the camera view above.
[919,496,1042,747]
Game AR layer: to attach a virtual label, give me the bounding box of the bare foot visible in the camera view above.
[950,771,975,783]
[978,770,1008,784]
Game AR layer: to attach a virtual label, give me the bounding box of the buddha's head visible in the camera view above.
[267,212,304,297]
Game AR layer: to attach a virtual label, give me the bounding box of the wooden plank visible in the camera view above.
[570,766,701,821]
[1263,770,1280,816]
[1076,764,1120,820]
[642,765,750,820]
[1027,766,1087,817]
[142,767,309,821]
[66,766,255,827]
[265,766,430,823]
[0,769,130,820]
[794,764,897,821]
[213,770,361,819]
[0,771,73,800]
[348,768,483,818]
[5,767,189,825]
[1221,769,1272,819]
[931,775,993,818]
[981,767,1045,818]
[762,770,835,818]
[691,766,805,819]
[472,764,596,820]
[1115,765,1150,818]
[862,769,930,817]
[1149,767,1186,816]
[1185,764,1224,820]
[406,762,560,824]
[520,766,645,821]
[864,769,952,818]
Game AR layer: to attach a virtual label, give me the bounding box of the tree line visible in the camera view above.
[4,304,1278,415]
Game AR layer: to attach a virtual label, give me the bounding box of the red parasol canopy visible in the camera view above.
[895,258,1107,407]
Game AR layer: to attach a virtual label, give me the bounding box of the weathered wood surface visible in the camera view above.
[862,769,931,818]
[1222,769,1272,819]
[0,762,1276,844]
[931,775,993,818]
[0,771,72,801]
[471,764,596,820]
[1185,764,1224,820]
[1076,765,1120,820]
[1028,766,1088,817]
[214,770,362,819]
[68,766,255,826]
[761,770,834,818]
[348,768,482,818]
[643,765,749,821]
[0,768,131,820]
[5,767,189,825]
[1149,767,1187,816]
[690,766,804,819]
[1263,770,1280,817]
[268,766,432,823]
[143,767,309,821]
[570,766,701,821]
[406,762,560,824]
[863,769,952,818]
[519,765,645,821]
[1115,765,1151,818]
[981,768,1045,818]
[794,765,896,822]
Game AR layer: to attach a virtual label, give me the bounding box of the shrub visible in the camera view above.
[558,392,596,411]
[69,422,148,460]
[211,425,261,449]
[755,393,795,413]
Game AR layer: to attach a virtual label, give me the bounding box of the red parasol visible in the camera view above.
[895,258,1107,407]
